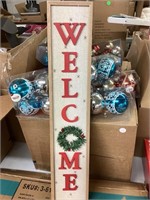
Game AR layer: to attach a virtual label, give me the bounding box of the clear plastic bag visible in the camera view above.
[8,69,49,116]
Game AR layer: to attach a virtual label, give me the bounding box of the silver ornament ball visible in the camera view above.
[34,71,49,95]
[42,97,50,115]
[106,42,114,49]
[91,64,97,81]
[103,79,115,91]
[91,92,104,115]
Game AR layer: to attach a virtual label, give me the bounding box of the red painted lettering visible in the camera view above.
[63,174,78,191]
[62,52,78,73]
[54,23,86,45]
[62,78,78,98]
[61,104,78,123]
[59,152,81,170]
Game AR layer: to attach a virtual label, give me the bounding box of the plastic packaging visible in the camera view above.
[8,69,49,116]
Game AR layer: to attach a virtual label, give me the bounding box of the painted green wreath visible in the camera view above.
[57,126,86,151]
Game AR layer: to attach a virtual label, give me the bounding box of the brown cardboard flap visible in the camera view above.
[140,41,150,108]
[0,28,47,90]
[39,1,46,17]
[0,95,13,120]
[128,2,135,16]
[17,113,50,171]
[127,33,150,109]
[15,3,28,14]
[0,7,12,16]
[1,119,13,162]
[15,2,46,22]
[90,179,148,196]
[0,170,50,181]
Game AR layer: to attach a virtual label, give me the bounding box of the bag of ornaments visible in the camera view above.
[91,68,140,99]
[8,69,49,116]
[91,39,124,87]
[91,87,134,120]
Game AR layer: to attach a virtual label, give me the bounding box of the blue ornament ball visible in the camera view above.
[41,52,48,67]
[27,95,43,109]
[18,100,39,115]
[105,90,129,114]
[9,78,33,102]
[96,57,116,79]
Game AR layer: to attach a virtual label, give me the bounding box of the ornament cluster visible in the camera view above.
[8,39,140,117]
[8,69,50,116]
[91,40,140,116]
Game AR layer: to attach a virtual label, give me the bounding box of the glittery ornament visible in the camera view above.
[92,44,100,56]
[9,78,33,102]
[105,42,121,57]
[106,42,114,49]
[18,100,39,115]
[41,51,48,66]
[41,97,50,115]
[103,79,115,91]
[27,95,43,109]
[34,71,48,96]
[97,57,116,79]
[115,73,137,93]
[91,92,104,114]
[122,73,136,93]
[105,90,128,114]
[111,46,121,56]
[91,64,97,81]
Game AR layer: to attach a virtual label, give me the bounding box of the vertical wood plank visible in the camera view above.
[47,2,93,199]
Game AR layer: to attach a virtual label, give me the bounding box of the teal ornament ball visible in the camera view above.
[41,52,48,67]
[27,95,43,109]
[18,100,39,115]
[105,91,128,114]
[9,78,33,102]
[97,57,116,79]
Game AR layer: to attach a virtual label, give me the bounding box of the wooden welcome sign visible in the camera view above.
[47,1,93,199]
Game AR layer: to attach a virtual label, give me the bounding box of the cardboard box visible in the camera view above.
[15,2,46,22]
[92,0,129,43]
[0,172,148,200]
[135,107,150,157]
[144,139,150,198]
[0,95,26,162]
[0,28,47,93]
[17,113,50,171]
[128,34,150,157]
[0,95,13,162]
[135,1,148,17]
[0,7,13,19]
[16,87,136,175]
[0,171,51,200]
[128,1,136,16]
[90,102,138,181]
[89,179,148,199]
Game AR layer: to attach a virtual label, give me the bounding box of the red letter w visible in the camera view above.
[54,23,86,45]
[59,152,82,169]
